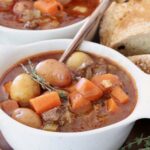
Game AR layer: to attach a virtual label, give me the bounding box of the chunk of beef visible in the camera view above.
[13,0,41,26]
[13,1,33,15]
[42,107,61,122]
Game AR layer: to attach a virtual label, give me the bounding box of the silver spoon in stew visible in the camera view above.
[59,0,113,62]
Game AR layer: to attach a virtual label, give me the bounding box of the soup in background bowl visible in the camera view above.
[0,0,99,30]
[0,40,150,150]
[0,0,100,45]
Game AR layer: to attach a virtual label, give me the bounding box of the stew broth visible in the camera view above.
[0,51,137,132]
[0,0,99,30]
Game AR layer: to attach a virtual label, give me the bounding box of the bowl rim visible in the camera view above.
[0,39,145,137]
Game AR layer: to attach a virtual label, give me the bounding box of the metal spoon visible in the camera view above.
[59,0,113,62]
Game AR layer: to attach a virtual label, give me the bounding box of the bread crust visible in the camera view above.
[100,0,150,55]
[129,55,150,73]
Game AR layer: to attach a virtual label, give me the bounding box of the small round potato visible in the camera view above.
[12,108,42,128]
[10,73,41,106]
[35,59,72,87]
[66,52,94,70]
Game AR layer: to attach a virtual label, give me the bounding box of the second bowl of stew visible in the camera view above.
[0,39,150,150]
[0,0,100,45]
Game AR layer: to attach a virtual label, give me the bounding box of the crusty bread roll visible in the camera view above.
[129,55,150,74]
[100,0,150,56]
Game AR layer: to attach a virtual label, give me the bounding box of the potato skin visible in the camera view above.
[66,52,94,71]
[12,108,42,128]
[10,73,41,106]
[35,59,72,87]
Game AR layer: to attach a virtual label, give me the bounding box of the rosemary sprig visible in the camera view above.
[21,60,68,100]
[120,134,150,150]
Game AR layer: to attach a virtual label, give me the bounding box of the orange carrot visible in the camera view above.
[111,86,129,104]
[91,74,121,92]
[34,0,63,16]
[69,91,92,114]
[3,81,12,95]
[1,100,19,116]
[107,98,118,113]
[76,78,103,101]
[65,82,77,93]
[30,91,61,114]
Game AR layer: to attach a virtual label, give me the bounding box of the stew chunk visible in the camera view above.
[10,73,41,106]
[0,0,99,29]
[0,51,137,132]
[36,59,72,87]
[12,108,42,128]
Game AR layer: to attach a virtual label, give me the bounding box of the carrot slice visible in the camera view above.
[107,98,118,113]
[30,92,61,114]
[1,100,19,116]
[91,74,121,92]
[76,78,103,101]
[111,86,129,104]
[65,82,77,93]
[34,0,63,16]
[3,81,12,95]
[69,92,92,114]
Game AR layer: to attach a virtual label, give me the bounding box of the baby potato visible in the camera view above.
[73,6,88,13]
[12,108,42,128]
[10,73,41,106]
[66,52,94,71]
[35,59,72,87]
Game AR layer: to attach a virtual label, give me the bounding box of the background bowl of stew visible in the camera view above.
[0,39,150,150]
[0,0,99,45]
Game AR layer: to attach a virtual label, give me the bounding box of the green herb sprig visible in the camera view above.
[21,60,68,100]
[121,134,150,150]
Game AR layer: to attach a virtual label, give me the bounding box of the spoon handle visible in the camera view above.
[59,0,113,62]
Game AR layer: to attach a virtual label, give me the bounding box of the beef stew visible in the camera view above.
[0,0,99,30]
[0,51,137,132]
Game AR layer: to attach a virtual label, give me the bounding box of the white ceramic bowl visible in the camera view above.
[0,1,100,45]
[0,39,150,150]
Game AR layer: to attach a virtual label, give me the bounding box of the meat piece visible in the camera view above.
[1,100,19,116]
[92,64,107,75]
[13,1,33,22]
[42,107,61,122]
[93,58,107,75]
[57,0,71,5]
[0,0,14,11]
[13,1,41,23]
[13,1,33,15]
[59,107,74,126]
